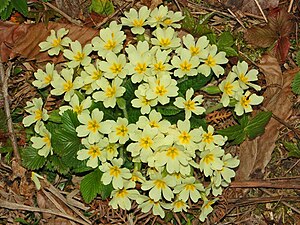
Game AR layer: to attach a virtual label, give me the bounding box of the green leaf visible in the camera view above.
[20,147,46,170]
[90,102,120,120]
[123,79,136,101]
[89,0,114,15]
[296,51,300,67]
[292,72,300,95]
[284,141,300,158]
[47,155,70,175]
[218,46,238,57]
[61,110,80,133]
[48,109,62,123]
[218,31,235,47]
[206,33,217,44]
[0,0,10,13]
[80,169,113,203]
[178,74,212,94]
[0,1,12,20]
[217,124,246,145]
[127,107,141,124]
[190,116,207,130]
[245,111,272,139]
[157,105,182,116]
[11,0,28,16]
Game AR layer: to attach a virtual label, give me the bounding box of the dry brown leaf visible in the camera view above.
[236,55,295,180]
[140,0,163,9]
[240,0,279,15]
[0,22,99,63]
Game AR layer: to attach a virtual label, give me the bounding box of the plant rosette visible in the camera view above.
[22,5,265,222]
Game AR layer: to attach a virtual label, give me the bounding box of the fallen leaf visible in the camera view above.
[236,55,296,180]
[0,21,99,63]
[140,0,163,9]
[240,0,279,15]
[244,8,294,64]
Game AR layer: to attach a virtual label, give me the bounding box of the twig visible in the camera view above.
[228,195,300,206]
[227,8,245,28]
[288,0,294,13]
[230,179,300,189]
[44,2,83,26]
[173,0,182,12]
[283,159,300,176]
[188,1,234,19]
[0,199,90,225]
[0,61,20,163]
[253,0,268,23]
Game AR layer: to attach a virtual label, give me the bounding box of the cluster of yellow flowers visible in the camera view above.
[23,5,264,221]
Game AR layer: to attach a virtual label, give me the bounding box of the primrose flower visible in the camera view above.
[108,117,137,144]
[30,124,52,157]
[173,177,205,203]
[63,41,92,68]
[141,174,176,201]
[103,143,119,160]
[147,5,169,27]
[121,6,150,34]
[76,108,112,143]
[31,172,44,190]
[81,60,106,94]
[151,27,181,50]
[59,95,92,115]
[174,88,205,120]
[92,21,126,58]
[199,147,224,177]
[99,158,132,189]
[109,181,140,210]
[32,63,58,89]
[171,49,200,78]
[153,145,190,174]
[181,34,209,59]
[126,41,152,83]
[232,61,261,91]
[131,84,158,114]
[39,28,71,56]
[199,125,227,150]
[50,68,84,101]
[218,72,242,107]
[199,198,218,222]
[167,199,189,213]
[136,110,171,134]
[137,195,169,218]
[99,52,128,80]
[162,10,184,28]
[77,138,108,168]
[130,170,146,183]
[150,49,173,78]
[22,98,49,133]
[92,78,126,108]
[234,91,264,116]
[198,45,228,77]
[146,76,179,105]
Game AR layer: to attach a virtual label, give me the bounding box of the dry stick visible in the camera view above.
[253,0,268,23]
[230,179,300,189]
[0,61,20,163]
[0,199,90,225]
[44,2,82,26]
[283,159,300,176]
[173,0,182,12]
[228,195,300,206]
[227,8,245,28]
[288,0,294,13]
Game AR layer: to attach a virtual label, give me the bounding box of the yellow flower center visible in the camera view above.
[131,174,141,182]
[159,38,171,47]
[205,55,216,67]
[153,179,166,189]
[224,82,233,95]
[88,145,101,158]
[110,63,123,74]
[87,119,100,133]
[35,109,43,120]
[52,38,61,47]
[154,62,166,72]
[155,84,167,96]
[204,200,214,209]
[185,184,196,191]
[73,52,85,62]
[179,131,191,144]
[133,18,144,27]
[74,105,84,114]
[149,121,159,128]
[91,70,102,80]
[105,86,116,98]
[190,46,200,56]
[44,74,52,84]
[163,19,172,25]
[63,80,74,92]
[116,124,128,137]
[180,60,192,72]
[155,15,162,21]
[106,144,116,154]
[116,188,128,198]
[239,73,248,83]
[184,99,195,110]
[139,136,153,149]
[203,153,215,164]
[134,63,147,74]
[142,96,151,105]
[104,39,116,50]
[241,96,250,108]
[43,134,51,147]
[202,132,213,144]
[174,200,185,209]
[166,146,179,159]
[109,166,121,177]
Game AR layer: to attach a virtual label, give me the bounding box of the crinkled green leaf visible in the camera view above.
[217,124,246,145]
[245,111,272,139]
[190,116,207,130]
[20,146,47,170]
[47,155,70,175]
[61,109,80,133]
[0,1,12,20]
[218,46,238,57]
[0,0,10,13]
[11,0,28,16]
[80,169,113,203]
[218,31,235,47]
[48,109,62,123]
[157,105,182,116]
[178,74,212,94]
[296,51,300,67]
[284,141,300,158]
[89,0,114,15]
[292,72,300,95]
